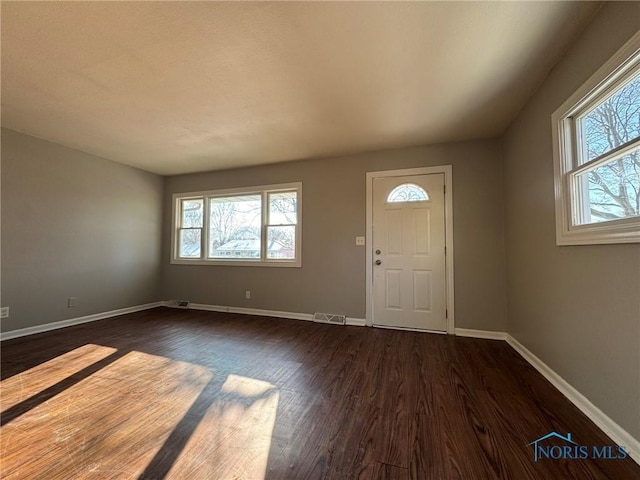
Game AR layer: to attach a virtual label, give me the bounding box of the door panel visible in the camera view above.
[413,270,431,311]
[385,269,402,309]
[413,208,431,255]
[386,210,403,254]
[372,174,446,331]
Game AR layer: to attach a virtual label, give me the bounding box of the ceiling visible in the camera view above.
[1,2,600,176]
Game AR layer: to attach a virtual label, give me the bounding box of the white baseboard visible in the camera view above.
[0,302,163,342]
[454,328,508,340]
[4,302,636,464]
[182,302,367,327]
[506,334,640,465]
[346,318,367,327]
[189,303,312,321]
[455,327,639,465]
[373,324,446,334]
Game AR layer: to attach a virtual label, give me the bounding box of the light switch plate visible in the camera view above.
[355,236,365,246]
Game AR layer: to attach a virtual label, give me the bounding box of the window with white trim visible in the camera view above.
[552,33,640,245]
[172,182,302,266]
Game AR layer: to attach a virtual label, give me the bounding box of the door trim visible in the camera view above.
[365,166,454,334]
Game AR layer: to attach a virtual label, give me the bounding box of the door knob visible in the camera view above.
[375,260,382,265]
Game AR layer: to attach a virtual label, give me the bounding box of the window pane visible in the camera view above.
[577,148,640,224]
[209,195,262,259]
[181,199,203,228]
[387,184,429,203]
[269,191,297,225]
[179,229,201,258]
[581,71,640,163]
[266,226,296,260]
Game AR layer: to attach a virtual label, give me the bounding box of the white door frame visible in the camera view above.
[366,166,455,334]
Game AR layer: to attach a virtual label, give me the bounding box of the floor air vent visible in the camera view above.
[168,300,191,309]
[313,313,346,325]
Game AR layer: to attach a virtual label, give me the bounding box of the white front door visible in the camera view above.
[372,174,447,331]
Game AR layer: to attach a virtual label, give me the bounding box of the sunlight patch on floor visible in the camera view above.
[167,374,280,480]
[0,350,212,479]
[0,344,117,413]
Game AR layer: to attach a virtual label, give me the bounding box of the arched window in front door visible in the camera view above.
[387,183,429,203]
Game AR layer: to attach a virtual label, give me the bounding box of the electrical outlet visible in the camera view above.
[67,297,77,308]
[245,290,251,299]
[0,307,8,319]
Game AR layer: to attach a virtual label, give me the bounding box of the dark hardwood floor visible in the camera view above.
[1,307,638,479]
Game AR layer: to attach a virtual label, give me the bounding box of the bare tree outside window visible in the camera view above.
[209,195,261,258]
[179,199,203,257]
[580,73,640,222]
[173,183,301,263]
[267,192,297,259]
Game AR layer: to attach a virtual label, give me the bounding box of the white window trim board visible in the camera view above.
[552,31,640,245]
[171,181,302,267]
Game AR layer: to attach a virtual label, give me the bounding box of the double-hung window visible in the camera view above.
[552,33,640,245]
[172,182,302,266]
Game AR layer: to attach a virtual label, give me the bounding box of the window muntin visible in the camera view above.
[578,71,640,164]
[266,191,298,260]
[568,65,640,227]
[570,69,640,226]
[173,183,301,266]
[571,148,640,224]
[552,34,640,245]
[387,183,429,203]
[177,198,203,258]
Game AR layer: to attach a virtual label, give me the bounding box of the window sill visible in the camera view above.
[170,258,302,268]
[556,221,640,246]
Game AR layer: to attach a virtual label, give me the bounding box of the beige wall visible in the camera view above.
[2,129,507,334]
[162,139,507,332]
[1,129,164,332]
[502,2,640,439]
